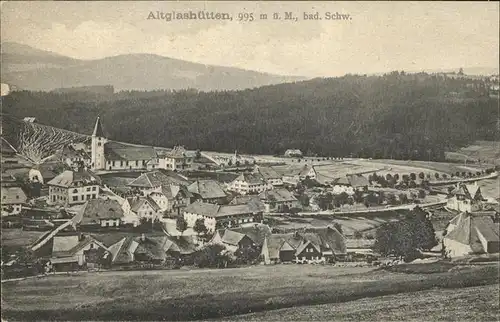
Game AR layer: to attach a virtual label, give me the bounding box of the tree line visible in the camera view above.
[2,72,498,161]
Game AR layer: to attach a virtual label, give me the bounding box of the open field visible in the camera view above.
[446,141,500,166]
[1,229,45,248]
[2,262,498,321]
[228,284,500,321]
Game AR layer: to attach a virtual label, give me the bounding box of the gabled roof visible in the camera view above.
[162,146,196,159]
[263,233,301,259]
[74,198,124,225]
[92,117,105,137]
[450,183,483,200]
[221,230,247,246]
[295,240,321,256]
[1,186,27,204]
[126,196,161,213]
[184,200,263,218]
[108,237,139,264]
[259,188,297,203]
[188,180,226,200]
[228,224,272,246]
[161,184,193,200]
[61,145,90,160]
[52,234,107,258]
[184,201,220,217]
[128,171,187,188]
[47,170,99,188]
[256,167,281,180]
[234,173,266,185]
[446,212,500,253]
[104,141,157,161]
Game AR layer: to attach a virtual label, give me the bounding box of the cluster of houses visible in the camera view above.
[2,117,499,273]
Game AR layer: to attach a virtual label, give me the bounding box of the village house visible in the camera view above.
[228,173,269,195]
[183,200,264,232]
[29,163,62,184]
[188,180,227,204]
[259,188,300,212]
[443,211,499,258]
[332,174,370,192]
[279,164,317,185]
[446,182,485,212]
[30,222,110,271]
[123,196,162,224]
[127,170,189,196]
[149,184,193,215]
[260,227,346,264]
[1,186,27,215]
[253,166,283,187]
[47,170,100,206]
[284,149,303,158]
[210,223,272,252]
[59,144,91,169]
[158,145,195,171]
[73,198,125,229]
[210,230,255,253]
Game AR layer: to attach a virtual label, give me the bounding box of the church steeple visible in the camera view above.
[92,116,105,137]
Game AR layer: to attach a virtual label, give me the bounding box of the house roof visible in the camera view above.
[47,170,99,188]
[234,173,266,185]
[128,171,188,188]
[450,183,483,200]
[188,180,226,200]
[92,117,105,137]
[256,167,281,180]
[445,212,500,253]
[61,145,90,160]
[134,235,197,259]
[108,237,139,264]
[295,240,321,255]
[228,224,272,246]
[184,200,263,218]
[184,201,220,217]
[161,184,193,200]
[74,198,124,225]
[263,233,300,259]
[104,141,157,161]
[52,234,107,258]
[126,196,161,213]
[161,146,196,159]
[303,226,347,254]
[221,230,247,246]
[1,186,27,204]
[259,188,297,203]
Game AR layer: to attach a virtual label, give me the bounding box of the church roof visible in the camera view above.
[92,117,105,137]
[104,141,157,161]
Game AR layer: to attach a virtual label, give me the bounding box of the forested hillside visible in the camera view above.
[2,72,498,161]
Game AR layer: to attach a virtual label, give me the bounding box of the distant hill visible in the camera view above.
[0,42,306,92]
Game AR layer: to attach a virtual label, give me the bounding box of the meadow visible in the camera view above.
[2,262,499,321]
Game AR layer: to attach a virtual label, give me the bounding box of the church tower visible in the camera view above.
[91,117,107,170]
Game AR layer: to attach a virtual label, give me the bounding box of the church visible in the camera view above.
[91,117,198,172]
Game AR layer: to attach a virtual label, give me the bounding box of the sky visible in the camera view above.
[1,1,499,77]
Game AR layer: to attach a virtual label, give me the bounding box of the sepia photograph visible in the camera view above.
[0,1,499,321]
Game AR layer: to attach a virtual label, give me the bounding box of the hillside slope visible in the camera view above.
[1,114,89,164]
[2,72,498,161]
[0,42,305,91]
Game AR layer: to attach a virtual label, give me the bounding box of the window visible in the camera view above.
[120,161,123,167]
[136,160,139,166]
[73,196,78,202]
[98,142,101,147]
[16,195,19,199]
[73,189,78,193]
[92,186,96,191]
[81,195,85,201]
[86,187,91,192]
[92,194,96,199]
[112,161,116,167]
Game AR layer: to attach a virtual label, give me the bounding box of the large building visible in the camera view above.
[47,170,100,206]
[1,186,27,215]
[91,118,195,172]
[446,182,485,212]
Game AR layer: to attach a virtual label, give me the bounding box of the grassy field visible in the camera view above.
[228,284,500,321]
[2,262,499,321]
[1,229,45,248]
